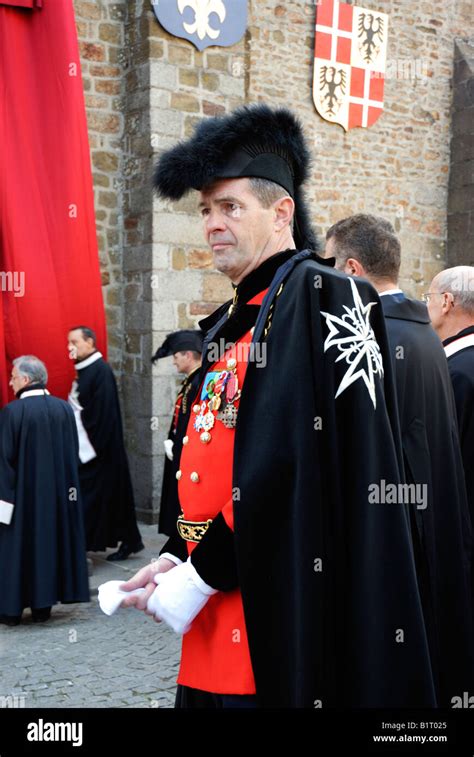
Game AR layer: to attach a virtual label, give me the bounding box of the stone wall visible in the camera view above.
[74,0,473,523]
[448,38,474,266]
[247,0,472,291]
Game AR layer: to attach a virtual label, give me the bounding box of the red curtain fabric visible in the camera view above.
[0,1,42,8]
[0,0,106,407]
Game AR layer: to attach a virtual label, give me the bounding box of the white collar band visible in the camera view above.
[76,351,103,371]
[444,334,474,359]
[20,388,51,399]
[379,288,404,297]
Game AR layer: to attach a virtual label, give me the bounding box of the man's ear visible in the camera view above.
[274,196,295,231]
[441,291,455,314]
[345,257,366,278]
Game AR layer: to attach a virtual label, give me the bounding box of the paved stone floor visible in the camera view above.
[0,525,181,709]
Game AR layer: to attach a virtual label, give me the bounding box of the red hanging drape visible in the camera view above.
[0,0,106,407]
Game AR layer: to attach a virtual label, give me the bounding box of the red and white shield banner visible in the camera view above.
[313,0,389,131]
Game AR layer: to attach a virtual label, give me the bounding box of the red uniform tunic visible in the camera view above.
[176,291,267,694]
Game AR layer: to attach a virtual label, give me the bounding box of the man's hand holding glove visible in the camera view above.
[146,557,218,634]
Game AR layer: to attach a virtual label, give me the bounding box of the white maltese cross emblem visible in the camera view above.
[321,278,384,409]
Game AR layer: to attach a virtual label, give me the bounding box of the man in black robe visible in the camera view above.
[326,215,474,705]
[152,330,203,536]
[428,266,474,592]
[67,326,143,561]
[0,355,89,625]
[121,105,436,708]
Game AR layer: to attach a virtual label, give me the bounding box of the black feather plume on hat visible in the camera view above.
[153,104,319,251]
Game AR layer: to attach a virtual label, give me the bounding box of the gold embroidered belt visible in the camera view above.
[177,514,213,543]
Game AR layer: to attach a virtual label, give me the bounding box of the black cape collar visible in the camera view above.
[228,248,298,312]
[16,382,46,399]
[443,325,474,347]
[199,249,316,374]
[380,295,430,324]
[199,248,324,332]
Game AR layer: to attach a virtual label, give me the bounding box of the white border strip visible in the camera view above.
[444,334,474,358]
[0,500,14,525]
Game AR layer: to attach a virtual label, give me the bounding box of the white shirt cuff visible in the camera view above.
[147,558,218,634]
[159,552,183,567]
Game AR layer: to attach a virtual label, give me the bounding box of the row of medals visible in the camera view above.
[193,357,240,444]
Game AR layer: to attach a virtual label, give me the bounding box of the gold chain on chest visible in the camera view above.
[263,282,285,339]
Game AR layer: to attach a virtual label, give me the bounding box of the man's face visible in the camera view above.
[9,365,29,394]
[68,330,95,361]
[426,275,447,334]
[199,178,277,283]
[173,351,189,374]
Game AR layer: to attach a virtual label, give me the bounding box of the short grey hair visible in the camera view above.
[248,177,294,232]
[13,355,48,385]
[434,266,474,316]
[249,177,289,208]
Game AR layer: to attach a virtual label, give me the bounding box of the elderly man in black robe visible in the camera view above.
[0,355,90,625]
[428,266,474,599]
[327,215,474,705]
[67,326,143,561]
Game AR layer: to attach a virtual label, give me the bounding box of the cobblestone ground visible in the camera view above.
[0,526,181,709]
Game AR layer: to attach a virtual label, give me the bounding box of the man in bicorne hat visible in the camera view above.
[152,330,203,536]
[122,105,436,708]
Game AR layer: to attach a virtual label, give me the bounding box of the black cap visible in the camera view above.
[151,330,204,363]
[153,104,319,251]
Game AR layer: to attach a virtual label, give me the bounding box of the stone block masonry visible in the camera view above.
[448,39,474,267]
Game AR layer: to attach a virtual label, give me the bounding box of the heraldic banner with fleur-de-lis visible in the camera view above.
[151,0,248,52]
[313,0,389,131]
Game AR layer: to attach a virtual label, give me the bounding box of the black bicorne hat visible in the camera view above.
[153,104,319,251]
[151,330,204,363]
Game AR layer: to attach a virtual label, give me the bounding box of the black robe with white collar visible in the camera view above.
[0,385,89,615]
[72,353,141,551]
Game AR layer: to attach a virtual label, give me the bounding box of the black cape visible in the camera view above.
[75,356,141,551]
[231,252,435,707]
[444,325,474,612]
[159,367,201,536]
[381,294,474,705]
[0,388,89,615]
[444,326,474,518]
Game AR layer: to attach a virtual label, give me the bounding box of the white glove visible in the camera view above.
[146,558,218,634]
[163,439,174,461]
[98,580,146,616]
